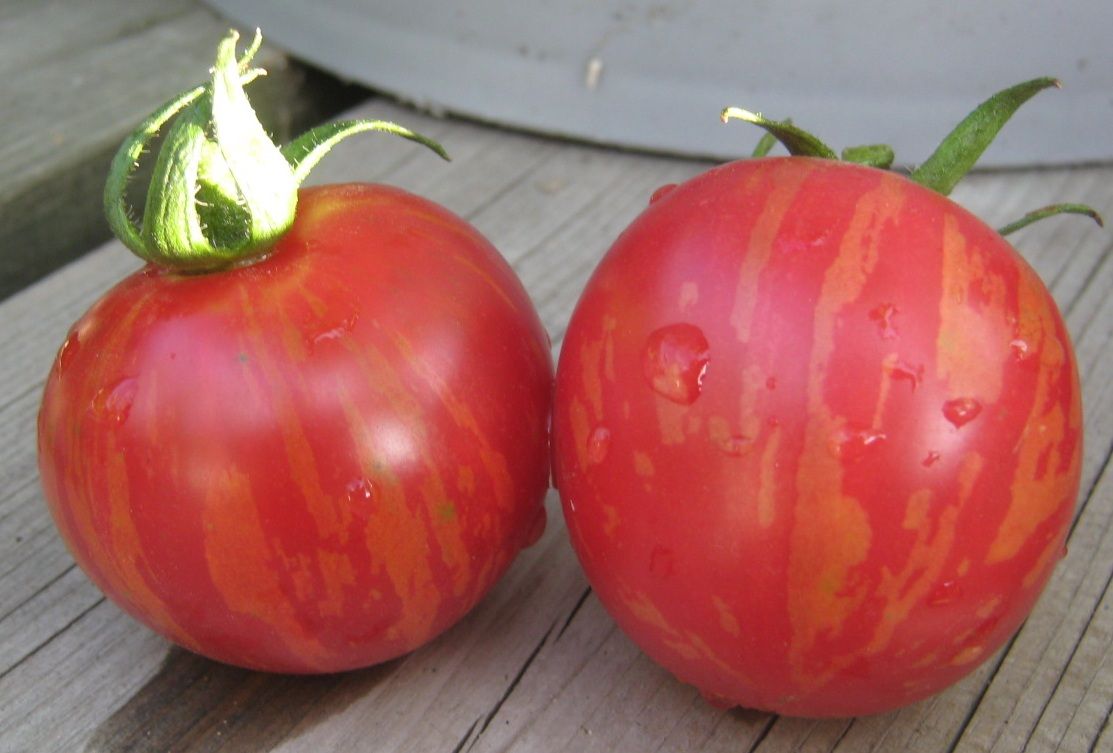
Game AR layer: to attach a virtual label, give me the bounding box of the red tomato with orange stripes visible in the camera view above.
[38,184,553,672]
[551,158,1081,716]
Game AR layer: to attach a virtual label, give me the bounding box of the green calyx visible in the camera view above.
[105,29,449,272]
[722,78,1103,237]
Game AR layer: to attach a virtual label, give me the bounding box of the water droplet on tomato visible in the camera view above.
[56,330,80,375]
[91,378,138,424]
[927,579,963,606]
[648,184,677,204]
[943,398,982,429]
[829,426,886,462]
[1010,338,1032,362]
[312,313,360,347]
[969,611,1002,643]
[868,303,899,340]
[776,227,832,254]
[587,426,611,464]
[887,360,924,391]
[346,478,375,504]
[643,323,710,405]
[922,450,942,467]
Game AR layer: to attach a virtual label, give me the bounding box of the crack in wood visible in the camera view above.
[449,715,481,753]
[0,594,103,682]
[466,619,557,752]
[556,587,592,642]
[1027,524,1113,751]
[743,714,779,753]
[0,562,77,624]
[825,718,855,751]
[1089,702,1113,753]
[0,474,48,529]
[945,632,1026,752]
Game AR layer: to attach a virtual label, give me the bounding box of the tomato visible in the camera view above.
[551,156,1082,716]
[38,183,553,672]
[38,29,552,674]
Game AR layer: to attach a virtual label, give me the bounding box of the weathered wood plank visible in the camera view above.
[0,0,195,74]
[1022,492,1113,752]
[0,1,364,300]
[0,93,1110,752]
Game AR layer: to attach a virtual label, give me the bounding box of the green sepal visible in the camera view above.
[910,77,1060,196]
[997,203,1104,236]
[719,78,1102,247]
[721,108,837,160]
[751,130,778,158]
[104,68,263,262]
[140,101,214,265]
[208,31,298,259]
[283,119,449,183]
[103,29,449,272]
[841,144,895,169]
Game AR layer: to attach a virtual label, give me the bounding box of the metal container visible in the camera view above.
[207,0,1113,165]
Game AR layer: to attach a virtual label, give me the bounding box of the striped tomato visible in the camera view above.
[37,33,552,672]
[38,183,552,673]
[551,81,1100,716]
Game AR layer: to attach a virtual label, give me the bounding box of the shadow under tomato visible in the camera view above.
[85,646,402,752]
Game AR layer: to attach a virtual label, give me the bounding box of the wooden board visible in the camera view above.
[0,0,363,300]
[0,99,1111,752]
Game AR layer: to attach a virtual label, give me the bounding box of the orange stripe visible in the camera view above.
[730,161,814,344]
[786,174,906,685]
[382,329,517,601]
[865,452,983,654]
[936,214,1008,403]
[237,289,348,541]
[333,338,443,643]
[988,268,1079,563]
[52,286,202,647]
[202,465,329,665]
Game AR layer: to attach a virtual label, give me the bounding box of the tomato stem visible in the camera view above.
[718,78,1102,242]
[750,129,778,158]
[910,78,1060,196]
[840,144,895,169]
[997,203,1104,236]
[283,120,449,183]
[103,29,449,272]
[721,108,837,159]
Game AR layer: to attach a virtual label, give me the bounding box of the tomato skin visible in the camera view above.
[38,184,553,673]
[552,158,1081,717]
